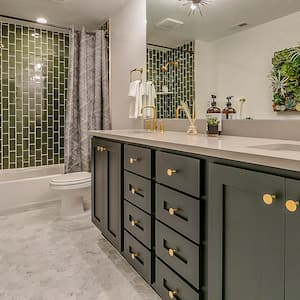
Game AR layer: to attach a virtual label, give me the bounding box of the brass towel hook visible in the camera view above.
[130,68,143,82]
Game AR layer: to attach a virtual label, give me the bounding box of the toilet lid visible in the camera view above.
[51,172,91,185]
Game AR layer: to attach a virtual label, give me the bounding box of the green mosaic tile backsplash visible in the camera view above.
[147,42,195,119]
[0,21,69,169]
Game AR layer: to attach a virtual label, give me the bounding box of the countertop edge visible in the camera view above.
[89,131,300,173]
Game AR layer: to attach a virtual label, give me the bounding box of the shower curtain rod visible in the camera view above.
[0,15,109,37]
[147,43,194,55]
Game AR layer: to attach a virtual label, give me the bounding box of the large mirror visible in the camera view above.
[147,0,300,120]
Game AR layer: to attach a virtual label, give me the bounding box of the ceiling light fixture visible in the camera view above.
[36,17,47,24]
[179,0,210,16]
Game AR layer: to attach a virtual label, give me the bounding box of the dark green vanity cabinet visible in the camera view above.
[154,151,204,300]
[122,144,154,284]
[285,179,300,300]
[91,136,300,300]
[91,138,122,252]
[208,163,300,300]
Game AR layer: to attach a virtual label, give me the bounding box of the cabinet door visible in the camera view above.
[285,179,300,300]
[92,138,122,252]
[208,164,285,300]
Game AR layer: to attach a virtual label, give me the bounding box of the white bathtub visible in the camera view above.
[0,164,64,213]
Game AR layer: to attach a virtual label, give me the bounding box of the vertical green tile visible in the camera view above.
[1,20,68,170]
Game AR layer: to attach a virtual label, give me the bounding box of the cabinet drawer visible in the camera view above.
[156,151,201,198]
[155,259,199,300]
[124,201,151,249]
[156,221,200,289]
[124,171,151,213]
[124,145,151,178]
[123,230,151,283]
[156,184,200,244]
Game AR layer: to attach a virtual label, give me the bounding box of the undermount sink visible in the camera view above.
[249,143,300,152]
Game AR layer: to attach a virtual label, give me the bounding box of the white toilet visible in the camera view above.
[50,172,91,218]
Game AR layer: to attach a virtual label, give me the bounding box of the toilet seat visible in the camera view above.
[50,172,91,190]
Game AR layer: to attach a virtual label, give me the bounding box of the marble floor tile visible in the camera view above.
[0,205,161,300]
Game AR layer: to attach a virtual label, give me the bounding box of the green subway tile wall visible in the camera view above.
[0,21,69,169]
[147,42,195,119]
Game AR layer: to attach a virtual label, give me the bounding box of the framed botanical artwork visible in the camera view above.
[271,46,300,112]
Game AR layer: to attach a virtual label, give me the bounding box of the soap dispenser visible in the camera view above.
[206,95,222,136]
[223,96,237,120]
[207,95,221,114]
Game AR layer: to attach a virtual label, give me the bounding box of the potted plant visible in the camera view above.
[207,117,220,136]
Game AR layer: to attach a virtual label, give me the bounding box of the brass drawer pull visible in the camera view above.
[96,146,107,152]
[286,200,299,212]
[168,208,178,216]
[168,248,176,257]
[167,169,177,177]
[130,252,139,260]
[131,187,139,195]
[131,220,139,227]
[168,290,178,299]
[129,158,138,164]
[263,194,276,205]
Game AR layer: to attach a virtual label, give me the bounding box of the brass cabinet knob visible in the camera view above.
[286,200,299,213]
[130,252,139,260]
[168,248,176,257]
[97,146,107,152]
[131,220,138,227]
[167,169,177,177]
[263,194,276,205]
[168,290,177,299]
[168,208,178,216]
[131,187,138,195]
[129,158,137,164]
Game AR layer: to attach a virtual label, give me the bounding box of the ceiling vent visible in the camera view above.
[231,22,249,30]
[156,18,184,31]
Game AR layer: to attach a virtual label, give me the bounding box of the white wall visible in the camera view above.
[196,11,300,120]
[110,0,146,129]
[195,40,216,119]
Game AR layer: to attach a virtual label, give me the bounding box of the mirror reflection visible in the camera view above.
[147,0,300,120]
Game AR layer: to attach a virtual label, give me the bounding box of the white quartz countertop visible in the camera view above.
[89,130,300,173]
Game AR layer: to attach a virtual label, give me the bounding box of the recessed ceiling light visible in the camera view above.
[36,17,47,24]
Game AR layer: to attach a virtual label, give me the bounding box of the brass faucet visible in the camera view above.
[175,102,198,135]
[176,106,184,119]
[141,105,157,131]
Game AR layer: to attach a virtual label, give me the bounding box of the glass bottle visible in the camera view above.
[223,96,237,120]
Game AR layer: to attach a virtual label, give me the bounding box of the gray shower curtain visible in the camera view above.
[65,28,111,173]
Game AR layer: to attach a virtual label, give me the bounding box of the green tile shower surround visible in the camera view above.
[147,42,195,119]
[0,21,69,169]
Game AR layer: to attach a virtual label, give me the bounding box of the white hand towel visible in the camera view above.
[141,81,157,118]
[128,80,142,119]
